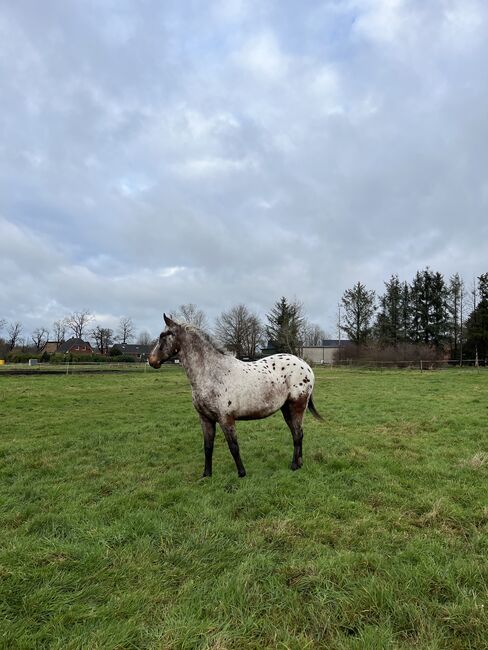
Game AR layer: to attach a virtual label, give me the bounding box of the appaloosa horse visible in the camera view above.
[148,314,323,477]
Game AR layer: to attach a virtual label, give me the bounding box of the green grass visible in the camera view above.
[1,368,487,649]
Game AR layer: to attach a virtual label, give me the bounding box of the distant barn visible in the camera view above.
[261,339,348,364]
[301,340,348,364]
[111,343,152,360]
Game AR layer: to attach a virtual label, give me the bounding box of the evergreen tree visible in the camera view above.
[464,273,488,361]
[431,271,449,347]
[409,268,448,348]
[399,281,411,344]
[340,282,376,345]
[376,274,402,346]
[479,272,488,301]
[447,273,464,359]
[266,297,303,355]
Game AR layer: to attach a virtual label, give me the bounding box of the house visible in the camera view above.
[43,341,61,354]
[301,339,348,364]
[111,343,152,360]
[57,338,94,354]
[261,339,349,364]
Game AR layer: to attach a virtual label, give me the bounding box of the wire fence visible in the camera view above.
[0,361,160,375]
[0,359,486,375]
[312,359,487,371]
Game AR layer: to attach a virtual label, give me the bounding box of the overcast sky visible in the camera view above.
[1,0,487,341]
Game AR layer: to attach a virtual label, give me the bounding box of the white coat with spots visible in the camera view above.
[149,314,323,478]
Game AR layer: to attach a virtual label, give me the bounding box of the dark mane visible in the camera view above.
[179,322,227,355]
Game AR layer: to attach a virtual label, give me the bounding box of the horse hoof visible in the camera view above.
[238,470,246,478]
[290,462,301,471]
[201,471,212,479]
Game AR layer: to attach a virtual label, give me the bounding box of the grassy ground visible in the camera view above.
[0,367,487,649]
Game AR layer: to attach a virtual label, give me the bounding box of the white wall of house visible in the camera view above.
[301,346,339,364]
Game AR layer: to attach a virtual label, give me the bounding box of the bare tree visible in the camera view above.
[7,322,23,350]
[116,316,135,344]
[65,310,93,339]
[215,305,264,359]
[173,303,208,330]
[244,314,264,359]
[138,330,154,345]
[0,318,6,336]
[31,327,49,351]
[91,326,113,354]
[52,319,67,346]
[301,321,326,346]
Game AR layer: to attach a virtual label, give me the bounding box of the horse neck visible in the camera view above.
[178,332,224,387]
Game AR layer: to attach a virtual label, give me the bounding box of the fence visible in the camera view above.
[0,361,162,375]
[311,358,486,371]
[0,359,486,376]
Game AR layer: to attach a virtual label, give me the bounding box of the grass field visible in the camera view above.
[1,368,487,649]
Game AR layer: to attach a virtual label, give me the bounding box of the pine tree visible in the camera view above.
[479,272,488,301]
[431,271,449,348]
[266,297,303,355]
[340,282,376,345]
[447,273,464,359]
[376,274,402,346]
[409,269,448,348]
[464,273,488,361]
[409,270,425,344]
[399,281,411,344]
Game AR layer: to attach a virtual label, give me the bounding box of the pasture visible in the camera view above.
[1,368,487,649]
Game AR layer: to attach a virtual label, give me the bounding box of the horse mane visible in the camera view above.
[177,321,228,355]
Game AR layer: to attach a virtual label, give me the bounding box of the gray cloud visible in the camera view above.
[1,0,487,339]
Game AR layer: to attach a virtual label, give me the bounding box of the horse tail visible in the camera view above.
[308,394,324,421]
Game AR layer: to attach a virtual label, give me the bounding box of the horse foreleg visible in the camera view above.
[281,400,305,470]
[220,419,246,478]
[199,414,216,477]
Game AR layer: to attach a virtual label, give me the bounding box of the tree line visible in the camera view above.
[0,300,326,361]
[339,270,488,362]
[1,269,486,362]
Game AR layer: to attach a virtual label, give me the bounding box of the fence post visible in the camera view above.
[420,359,423,373]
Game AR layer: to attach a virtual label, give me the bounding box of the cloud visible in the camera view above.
[1,0,487,339]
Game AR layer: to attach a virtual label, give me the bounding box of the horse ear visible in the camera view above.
[164,313,177,328]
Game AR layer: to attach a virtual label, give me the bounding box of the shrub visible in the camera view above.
[115,355,135,363]
[334,342,446,367]
[7,352,42,363]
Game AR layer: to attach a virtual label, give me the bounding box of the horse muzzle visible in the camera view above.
[148,356,162,369]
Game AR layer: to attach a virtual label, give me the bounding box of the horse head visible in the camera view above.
[148,314,181,368]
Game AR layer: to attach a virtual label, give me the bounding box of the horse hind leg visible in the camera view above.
[220,419,246,478]
[281,399,306,471]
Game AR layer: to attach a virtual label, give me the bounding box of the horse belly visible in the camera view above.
[233,382,288,420]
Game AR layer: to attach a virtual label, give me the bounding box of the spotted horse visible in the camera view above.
[149,314,323,478]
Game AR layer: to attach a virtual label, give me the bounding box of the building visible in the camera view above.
[57,338,94,354]
[43,341,61,354]
[301,340,348,364]
[261,339,349,364]
[111,343,152,360]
